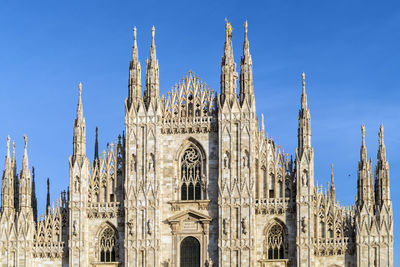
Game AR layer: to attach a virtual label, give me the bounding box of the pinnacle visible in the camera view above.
[301,72,307,109]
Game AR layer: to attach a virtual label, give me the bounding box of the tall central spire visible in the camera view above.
[73,82,87,163]
[128,26,142,108]
[220,19,238,107]
[144,26,159,108]
[239,21,254,107]
[297,72,311,158]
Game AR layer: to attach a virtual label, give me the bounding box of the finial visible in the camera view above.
[152,25,155,40]
[361,125,366,145]
[23,135,28,150]
[6,136,10,157]
[79,82,82,96]
[331,163,334,182]
[261,113,265,131]
[379,124,384,145]
[133,26,137,41]
[12,141,15,159]
[302,72,305,90]
[244,20,248,34]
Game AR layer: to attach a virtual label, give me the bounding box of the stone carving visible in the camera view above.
[241,217,248,235]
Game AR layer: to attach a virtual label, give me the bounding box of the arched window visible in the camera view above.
[180,145,203,201]
[265,223,286,260]
[99,226,118,262]
[180,236,200,267]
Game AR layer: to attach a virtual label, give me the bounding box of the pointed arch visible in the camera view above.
[176,138,207,201]
[263,218,288,260]
[96,222,119,263]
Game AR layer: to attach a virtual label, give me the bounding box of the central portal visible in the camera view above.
[180,236,200,267]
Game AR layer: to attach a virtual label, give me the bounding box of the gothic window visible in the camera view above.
[265,223,286,260]
[269,174,275,198]
[180,145,203,201]
[99,226,118,263]
[278,180,283,198]
[180,236,200,267]
[319,220,325,238]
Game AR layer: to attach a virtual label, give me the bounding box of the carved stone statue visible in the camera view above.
[223,218,229,235]
[302,173,308,187]
[147,219,152,235]
[127,219,134,236]
[301,216,307,233]
[241,217,248,235]
[73,220,78,236]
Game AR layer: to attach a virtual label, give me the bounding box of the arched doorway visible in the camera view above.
[180,236,200,267]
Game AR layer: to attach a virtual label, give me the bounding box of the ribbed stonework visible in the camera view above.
[0,22,393,267]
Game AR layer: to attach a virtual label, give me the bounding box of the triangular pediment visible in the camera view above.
[167,209,212,223]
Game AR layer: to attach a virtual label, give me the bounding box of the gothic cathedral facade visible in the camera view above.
[0,22,394,267]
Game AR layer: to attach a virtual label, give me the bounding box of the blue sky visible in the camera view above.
[0,0,399,260]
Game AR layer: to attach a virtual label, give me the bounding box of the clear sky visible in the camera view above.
[0,0,399,261]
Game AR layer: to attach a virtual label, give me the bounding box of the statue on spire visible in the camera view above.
[225,18,233,37]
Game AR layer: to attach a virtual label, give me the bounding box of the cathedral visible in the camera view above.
[0,21,394,267]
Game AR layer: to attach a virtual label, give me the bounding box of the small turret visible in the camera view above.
[31,166,37,221]
[220,19,238,107]
[128,26,142,108]
[94,127,99,166]
[46,178,50,214]
[19,135,32,211]
[356,125,374,209]
[375,124,391,207]
[239,21,254,108]
[144,26,160,108]
[12,140,19,211]
[72,82,87,163]
[329,164,335,203]
[297,72,311,159]
[1,136,14,212]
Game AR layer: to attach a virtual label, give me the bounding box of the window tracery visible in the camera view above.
[99,225,118,262]
[264,223,286,260]
[180,144,204,201]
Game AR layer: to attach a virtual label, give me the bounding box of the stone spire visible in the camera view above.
[31,166,37,221]
[239,20,254,107]
[1,136,14,212]
[329,164,335,203]
[19,135,32,210]
[220,19,238,107]
[297,72,311,159]
[46,178,50,213]
[72,82,87,163]
[12,140,19,211]
[144,26,159,108]
[356,125,373,208]
[128,26,142,108]
[94,126,99,163]
[375,124,391,207]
